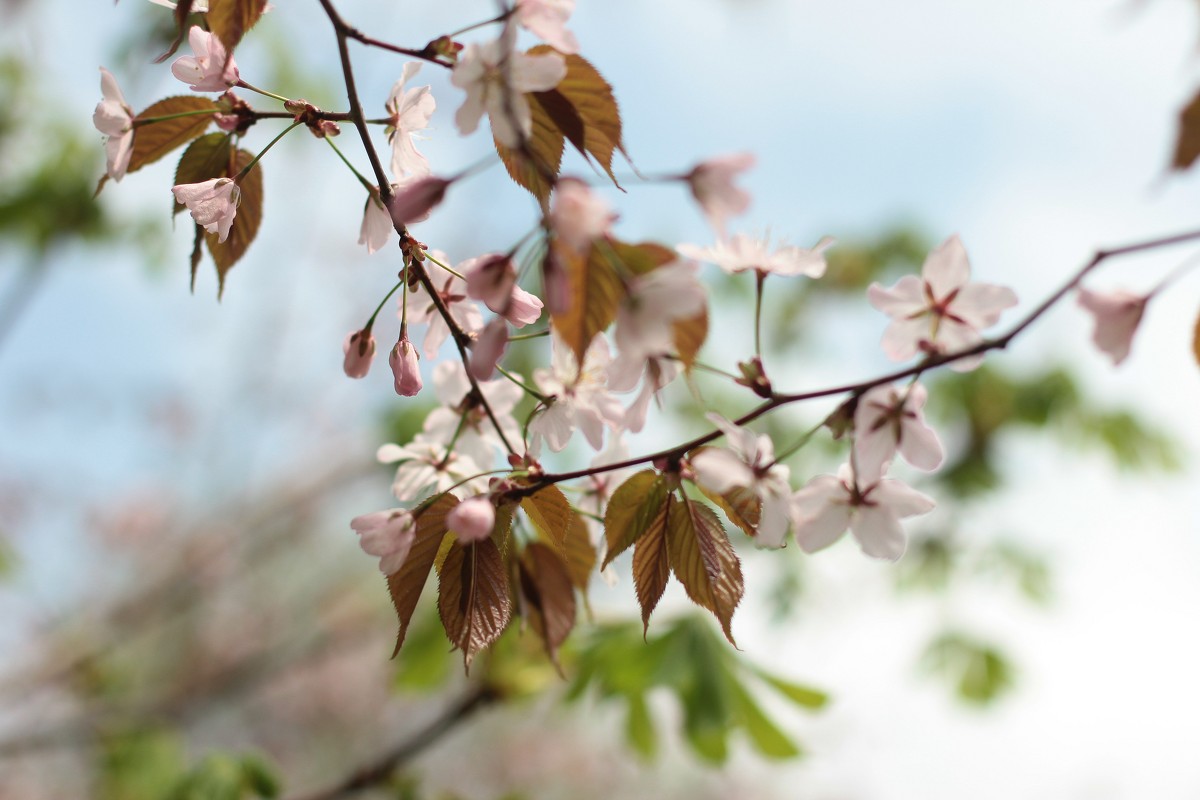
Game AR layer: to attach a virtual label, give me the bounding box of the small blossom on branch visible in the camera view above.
[423,361,523,469]
[791,465,934,561]
[516,0,580,54]
[853,382,943,482]
[462,254,544,327]
[867,234,1017,371]
[678,233,833,278]
[93,67,134,182]
[171,26,239,93]
[447,495,497,543]
[1076,287,1148,366]
[690,414,793,549]
[389,334,423,397]
[342,328,376,379]
[614,260,706,362]
[351,509,416,575]
[607,354,680,434]
[388,176,452,227]
[386,63,436,181]
[359,189,394,254]
[450,28,566,149]
[684,153,755,239]
[530,335,624,452]
[550,178,615,253]
[172,178,240,243]
[378,436,484,502]
[405,262,484,358]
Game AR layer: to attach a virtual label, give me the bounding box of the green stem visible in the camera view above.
[236,121,302,181]
[446,11,509,39]
[424,251,465,280]
[771,419,826,464]
[133,108,219,127]
[400,271,410,328]
[496,365,548,402]
[366,281,404,329]
[508,328,550,342]
[753,270,766,358]
[236,79,292,105]
[325,136,376,192]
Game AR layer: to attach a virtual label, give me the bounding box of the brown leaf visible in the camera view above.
[386,493,458,658]
[521,485,574,549]
[631,500,670,636]
[551,239,623,364]
[495,91,564,209]
[204,148,263,298]
[1174,89,1200,170]
[673,307,708,369]
[531,46,630,188]
[129,96,216,176]
[207,0,268,55]
[700,483,761,539]
[666,496,743,645]
[518,543,577,668]
[561,510,597,592]
[438,537,513,672]
[607,240,676,277]
[602,470,668,569]
[153,0,196,64]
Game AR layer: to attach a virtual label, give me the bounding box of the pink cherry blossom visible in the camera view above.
[867,234,1017,371]
[358,190,393,254]
[462,254,544,327]
[171,26,239,93]
[386,62,436,181]
[684,153,754,239]
[342,329,376,379]
[607,354,680,434]
[450,28,567,149]
[93,67,135,182]
[853,382,943,482]
[422,361,523,469]
[388,176,451,227]
[678,234,833,278]
[690,414,793,548]
[389,335,422,396]
[378,435,484,501]
[470,318,508,380]
[791,465,934,561]
[447,495,496,544]
[550,178,615,253]
[404,262,484,358]
[614,260,706,362]
[351,509,416,575]
[530,335,624,452]
[515,0,579,54]
[1076,287,1148,366]
[172,178,240,243]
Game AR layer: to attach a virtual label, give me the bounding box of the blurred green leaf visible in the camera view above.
[921,632,1014,706]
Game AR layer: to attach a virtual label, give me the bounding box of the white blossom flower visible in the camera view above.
[171,26,239,93]
[614,260,706,362]
[690,414,793,548]
[678,233,833,278]
[172,178,240,243]
[684,153,754,239]
[461,254,544,327]
[607,353,680,434]
[385,62,436,181]
[791,465,934,561]
[378,434,484,502]
[550,178,615,253]
[404,259,485,358]
[853,382,943,482]
[867,234,1017,371]
[351,509,416,575]
[450,28,566,149]
[1076,287,1148,366]
[515,0,579,54]
[358,190,393,254]
[530,335,624,452]
[422,360,523,470]
[93,67,135,182]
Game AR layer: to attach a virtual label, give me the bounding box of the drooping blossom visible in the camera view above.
[690,414,793,549]
[342,328,376,379]
[388,176,451,227]
[448,495,496,544]
[358,189,393,254]
[389,334,422,396]
[530,335,624,452]
[470,318,508,380]
[550,178,615,253]
[867,235,1017,371]
[684,153,754,239]
[607,353,680,434]
[515,0,579,54]
[614,260,706,362]
[462,254,544,327]
[790,465,934,561]
[404,259,485,358]
[93,67,135,182]
[450,27,566,149]
[678,234,833,278]
[171,26,239,93]
[351,509,416,574]
[1076,287,1148,366]
[853,382,943,482]
[172,178,240,243]
[378,435,485,501]
[422,361,523,469]
[386,63,436,181]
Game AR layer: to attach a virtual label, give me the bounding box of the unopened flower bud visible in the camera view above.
[470,318,508,380]
[447,495,496,543]
[388,176,452,227]
[389,335,422,396]
[342,328,376,379]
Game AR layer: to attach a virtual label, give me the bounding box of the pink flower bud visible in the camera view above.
[470,318,508,380]
[342,329,376,379]
[447,495,496,543]
[389,335,422,396]
[505,285,543,327]
[465,254,517,314]
[388,176,451,227]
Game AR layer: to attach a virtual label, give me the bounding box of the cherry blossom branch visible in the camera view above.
[527,225,1200,490]
[285,684,500,800]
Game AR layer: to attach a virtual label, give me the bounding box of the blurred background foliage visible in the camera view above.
[0,1,1191,798]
